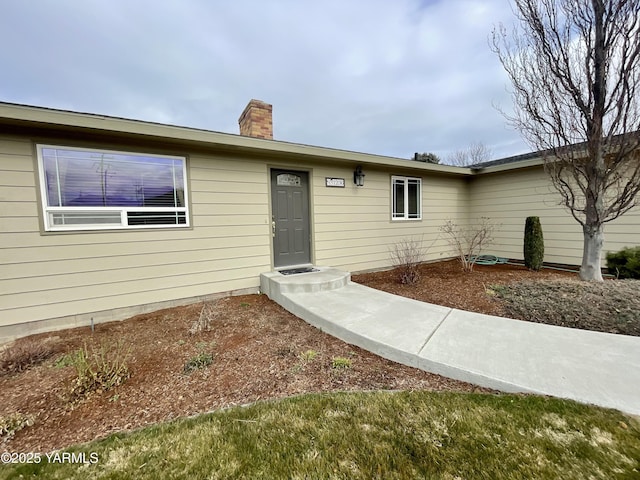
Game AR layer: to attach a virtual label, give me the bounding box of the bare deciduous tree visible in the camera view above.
[491,0,640,281]
[446,141,493,166]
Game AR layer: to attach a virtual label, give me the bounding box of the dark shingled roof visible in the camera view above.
[470,131,640,170]
[469,150,542,170]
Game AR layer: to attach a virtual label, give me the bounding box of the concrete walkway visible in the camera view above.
[261,267,640,416]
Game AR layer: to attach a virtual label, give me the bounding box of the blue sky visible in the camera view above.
[0,0,529,161]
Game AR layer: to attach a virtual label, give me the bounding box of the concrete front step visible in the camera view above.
[260,267,350,300]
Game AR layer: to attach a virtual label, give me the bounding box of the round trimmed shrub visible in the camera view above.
[606,246,640,279]
[524,216,544,271]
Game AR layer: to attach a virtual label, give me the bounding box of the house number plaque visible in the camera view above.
[325,177,345,188]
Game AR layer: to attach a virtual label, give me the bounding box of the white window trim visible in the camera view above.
[391,175,422,221]
[37,144,189,232]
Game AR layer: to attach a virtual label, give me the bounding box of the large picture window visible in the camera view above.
[392,176,422,220]
[38,145,189,231]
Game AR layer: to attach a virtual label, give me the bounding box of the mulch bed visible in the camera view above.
[3,259,632,454]
[1,293,489,453]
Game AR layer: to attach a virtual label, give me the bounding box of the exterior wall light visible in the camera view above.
[353,165,365,187]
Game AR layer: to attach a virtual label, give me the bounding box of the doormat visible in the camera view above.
[279,267,319,276]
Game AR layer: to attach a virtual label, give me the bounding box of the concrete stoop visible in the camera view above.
[260,267,350,298]
[260,266,640,415]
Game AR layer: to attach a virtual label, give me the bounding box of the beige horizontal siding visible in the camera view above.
[311,165,467,272]
[0,137,272,329]
[0,185,37,202]
[1,245,268,288]
[0,138,40,245]
[0,137,35,158]
[1,170,36,187]
[0,230,267,261]
[2,254,268,305]
[0,238,268,278]
[0,201,38,217]
[468,166,640,266]
[2,222,267,244]
[5,127,638,338]
[7,275,260,328]
[0,217,41,233]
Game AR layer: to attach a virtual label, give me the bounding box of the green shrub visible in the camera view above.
[606,246,640,279]
[524,216,544,271]
[183,352,213,373]
[0,412,35,441]
[53,352,76,369]
[299,350,318,362]
[0,338,56,376]
[331,357,352,369]
[70,341,131,398]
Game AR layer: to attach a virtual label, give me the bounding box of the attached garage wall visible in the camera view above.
[0,135,272,339]
[468,165,640,266]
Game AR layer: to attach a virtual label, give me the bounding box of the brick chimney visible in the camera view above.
[238,99,273,139]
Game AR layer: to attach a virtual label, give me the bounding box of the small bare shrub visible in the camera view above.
[189,301,220,335]
[274,346,294,358]
[70,341,131,398]
[0,412,35,442]
[0,338,56,376]
[389,236,429,285]
[440,217,497,272]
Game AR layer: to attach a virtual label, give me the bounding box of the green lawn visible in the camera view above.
[1,391,639,479]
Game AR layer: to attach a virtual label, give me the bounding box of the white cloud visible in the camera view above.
[0,0,529,160]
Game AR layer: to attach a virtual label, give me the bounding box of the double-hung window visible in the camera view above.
[392,176,422,220]
[38,145,189,231]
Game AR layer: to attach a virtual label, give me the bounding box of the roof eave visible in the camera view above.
[0,102,471,176]
[471,157,544,173]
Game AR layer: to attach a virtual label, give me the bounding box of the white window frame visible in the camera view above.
[37,144,189,231]
[391,175,422,221]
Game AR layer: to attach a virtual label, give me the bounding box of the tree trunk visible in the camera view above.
[580,224,604,281]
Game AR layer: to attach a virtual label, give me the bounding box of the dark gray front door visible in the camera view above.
[271,169,310,267]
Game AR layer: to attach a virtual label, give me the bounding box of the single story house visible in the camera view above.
[1,99,638,342]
